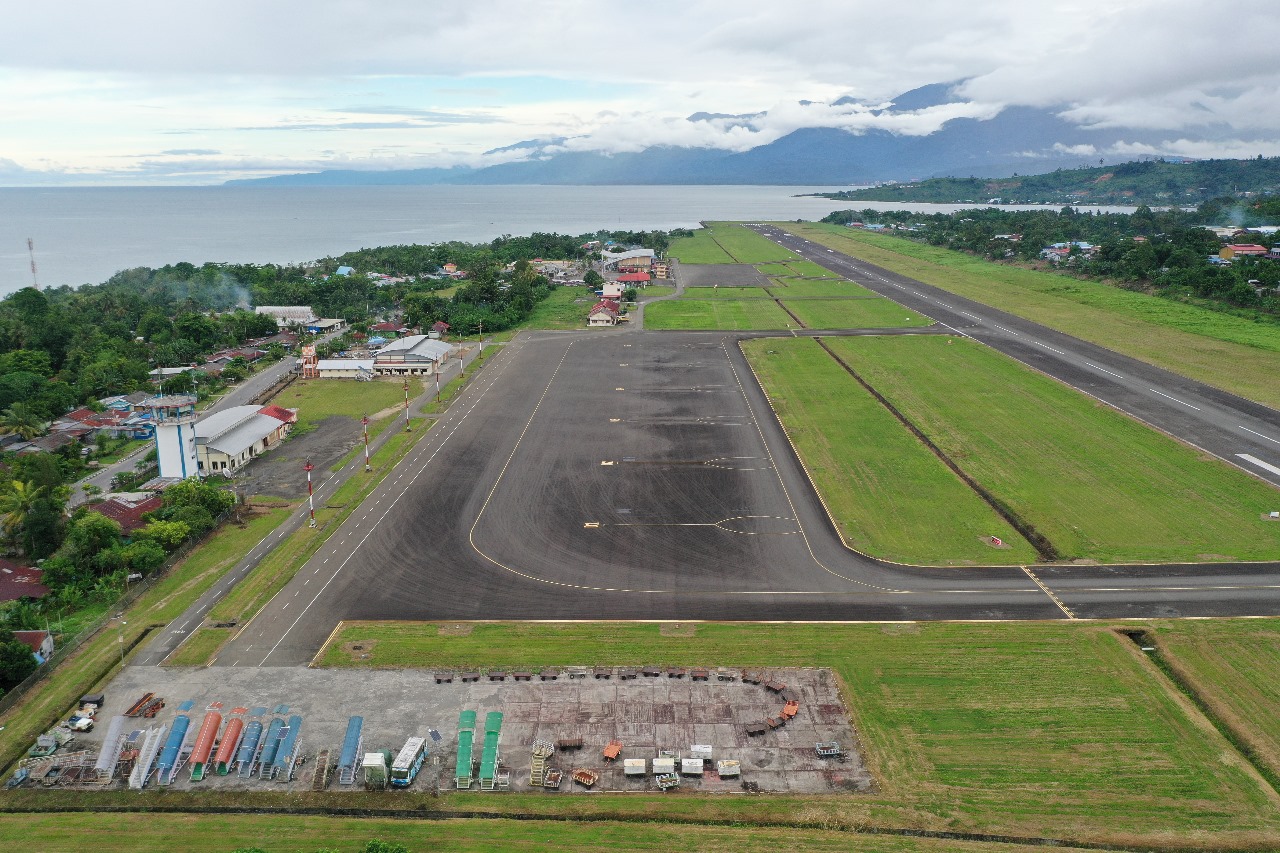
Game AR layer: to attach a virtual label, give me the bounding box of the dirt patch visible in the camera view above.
[437,624,474,637]
[681,264,770,288]
[340,639,379,661]
[1197,553,1235,561]
[880,623,920,636]
[660,622,697,637]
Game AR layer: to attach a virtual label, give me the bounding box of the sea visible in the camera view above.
[0,184,1139,296]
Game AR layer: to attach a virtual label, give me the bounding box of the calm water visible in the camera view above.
[0,185,852,294]
[0,184,1138,295]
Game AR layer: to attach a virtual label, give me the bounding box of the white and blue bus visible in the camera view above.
[391,736,428,787]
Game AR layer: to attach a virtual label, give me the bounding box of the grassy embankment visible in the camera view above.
[313,620,1280,848]
[0,507,291,774]
[276,377,424,432]
[741,338,1034,564]
[745,336,1280,564]
[644,299,796,330]
[0,813,1111,853]
[781,221,1280,408]
[765,280,879,298]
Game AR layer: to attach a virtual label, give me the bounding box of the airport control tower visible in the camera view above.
[150,394,199,479]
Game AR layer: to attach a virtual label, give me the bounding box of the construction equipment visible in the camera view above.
[312,750,332,790]
[655,772,680,790]
[542,768,563,789]
[602,740,622,761]
[529,740,554,787]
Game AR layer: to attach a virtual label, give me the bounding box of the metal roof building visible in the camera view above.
[193,404,295,476]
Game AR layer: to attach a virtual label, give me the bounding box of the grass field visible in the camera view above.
[280,378,424,429]
[519,286,598,329]
[705,222,801,263]
[638,284,677,297]
[679,285,772,298]
[766,279,879,298]
[782,222,1280,408]
[0,813,1112,853]
[669,228,737,264]
[827,335,1280,563]
[316,620,1280,846]
[742,338,1034,564]
[1153,618,1280,783]
[781,298,932,329]
[645,298,794,330]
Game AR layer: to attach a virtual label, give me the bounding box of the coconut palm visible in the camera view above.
[0,402,44,441]
[0,479,47,546]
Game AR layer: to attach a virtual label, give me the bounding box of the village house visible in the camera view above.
[13,630,54,665]
[192,404,297,476]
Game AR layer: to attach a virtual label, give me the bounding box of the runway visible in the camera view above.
[205,269,1280,667]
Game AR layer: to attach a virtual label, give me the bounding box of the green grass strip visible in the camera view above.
[780,298,932,329]
[827,335,1280,563]
[645,299,795,330]
[742,338,1034,564]
[783,221,1280,408]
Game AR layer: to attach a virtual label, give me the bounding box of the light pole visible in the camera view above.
[362,415,371,472]
[118,620,128,664]
[478,319,484,361]
[304,459,316,528]
[403,379,412,432]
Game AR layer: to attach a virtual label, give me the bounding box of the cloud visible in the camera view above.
[160,149,221,155]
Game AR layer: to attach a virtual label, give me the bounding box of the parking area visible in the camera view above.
[33,665,869,795]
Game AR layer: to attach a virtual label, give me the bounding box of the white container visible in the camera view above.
[681,758,704,775]
[623,758,646,776]
[690,744,713,761]
[652,757,676,775]
[716,759,741,777]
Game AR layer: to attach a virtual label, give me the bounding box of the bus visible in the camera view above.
[391,736,428,787]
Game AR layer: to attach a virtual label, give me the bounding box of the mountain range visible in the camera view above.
[226,83,1229,187]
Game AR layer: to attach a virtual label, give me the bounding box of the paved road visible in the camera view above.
[208,309,1280,667]
[751,224,1280,489]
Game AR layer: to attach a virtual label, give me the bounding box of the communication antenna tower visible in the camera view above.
[27,238,39,290]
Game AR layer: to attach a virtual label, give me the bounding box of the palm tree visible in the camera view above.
[0,402,44,441]
[0,479,47,547]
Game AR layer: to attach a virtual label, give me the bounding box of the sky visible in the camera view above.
[3,0,1279,185]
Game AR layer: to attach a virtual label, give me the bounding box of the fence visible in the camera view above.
[0,508,232,719]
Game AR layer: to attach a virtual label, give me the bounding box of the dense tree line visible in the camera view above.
[822,202,1280,316]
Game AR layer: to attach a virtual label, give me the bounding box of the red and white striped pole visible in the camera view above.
[435,368,441,403]
[403,379,412,431]
[304,459,316,528]
[362,414,371,472]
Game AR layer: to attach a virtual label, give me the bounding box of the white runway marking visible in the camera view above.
[1236,453,1280,477]
[1239,426,1280,446]
[1149,388,1202,411]
[1084,361,1124,379]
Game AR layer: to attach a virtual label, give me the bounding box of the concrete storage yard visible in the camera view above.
[52,666,865,794]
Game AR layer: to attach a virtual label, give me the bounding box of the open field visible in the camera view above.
[280,378,424,429]
[315,619,1280,846]
[742,338,1034,564]
[826,335,1280,563]
[519,285,598,329]
[669,228,737,264]
[704,221,802,263]
[1154,618,1280,783]
[782,222,1280,408]
[756,259,844,278]
[645,298,794,330]
[0,506,291,772]
[0,812,1111,853]
[781,298,931,329]
[638,284,676,297]
[766,279,879,298]
[679,285,772,299]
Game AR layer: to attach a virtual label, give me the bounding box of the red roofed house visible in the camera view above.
[591,299,621,314]
[0,557,49,603]
[371,321,409,336]
[616,272,651,284]
[430,321,451,339]
[91,494,164,535]
[13,629,54,664]
[257,405,298,425]
[1227,244,1269,256]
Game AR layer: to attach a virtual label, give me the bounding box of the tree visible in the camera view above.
[0,480,47,549]
[0,627,38,690]
[134,519,190,551]
[62,511,123,565]
[0,403,45,440]
[584,269,603,288]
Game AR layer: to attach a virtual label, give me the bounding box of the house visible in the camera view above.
[601,282,624,300]
[0,558,49,603]
[91,494,164,535]
[1226,244,1269,257]
[99,392,152,413]
[149,366,195,381]
[616,272,651,287]
[193,404,296,476]
[255,305,318,327]
[588,306,621,327]
[430,321,451,339]
[13,630,54,665]
[371,336,454,375]
[600,248,654,271]
[315,359,377,379]
[335,265,355,276]
[370,321,409,337]
[653,263,669,279]
[306,318,346,334]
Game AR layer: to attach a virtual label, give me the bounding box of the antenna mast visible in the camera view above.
[26,238,39,290]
